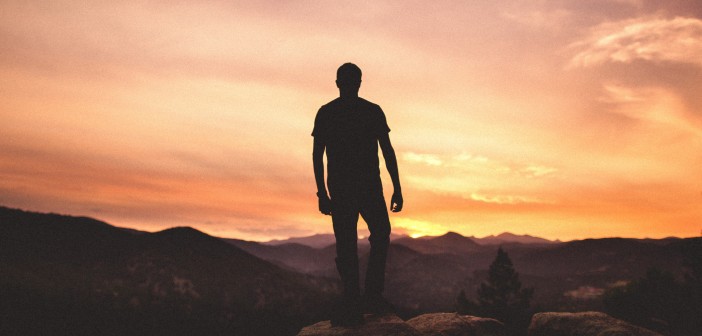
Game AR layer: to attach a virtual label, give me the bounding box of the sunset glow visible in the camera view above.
[1,1,701,241]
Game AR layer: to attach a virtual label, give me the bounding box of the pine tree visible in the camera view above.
[477,247,533,330]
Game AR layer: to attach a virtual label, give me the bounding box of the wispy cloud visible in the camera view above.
[599,83,702,136]
[520,165,558,178]
[468,192,551,205]
[401,151,558,206]
[403,152,443,166]
[569,16,702,68]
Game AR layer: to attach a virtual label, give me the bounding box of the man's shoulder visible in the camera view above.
[358,97,381,110]
[319,97,382,111]
[318,98,339,114]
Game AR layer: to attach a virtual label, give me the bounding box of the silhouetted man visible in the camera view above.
[312,63,403,326]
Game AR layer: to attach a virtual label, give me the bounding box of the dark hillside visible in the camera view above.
[0,206,337,336]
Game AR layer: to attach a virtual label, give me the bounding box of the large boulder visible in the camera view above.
[297,314,421,336]
[528,312,662,336]
[406,312,505,336]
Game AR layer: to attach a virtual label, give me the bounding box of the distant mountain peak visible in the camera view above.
[497,232,520,238]
[264,233,337,249]
[392,231,481,255]
[476,232,557,245]
[442,231,464,237]
[159,226,202,234]
[432,231,475,244]
[154,226,214,241]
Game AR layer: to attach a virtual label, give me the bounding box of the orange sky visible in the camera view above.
[1,1,701,241]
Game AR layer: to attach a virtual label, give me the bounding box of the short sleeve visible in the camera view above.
[311,107,326,139]
[375,106,391,136]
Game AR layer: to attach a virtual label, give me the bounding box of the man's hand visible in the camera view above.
[318,193,332,216]
[390,192,403,212]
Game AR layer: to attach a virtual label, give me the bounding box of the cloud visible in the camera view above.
[0,138,318,241]
[521,165,558,178]
[599,83,702,136]
[400,151,558,206]
[468,192,550,205]
[403,152,443,166]
[569,16,702,68]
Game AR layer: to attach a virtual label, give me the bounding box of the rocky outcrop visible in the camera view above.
[297,313,504,336]
[528,312,662,336]
[297,314,420,336]
[298,311,661,336]
[406,312,505,336]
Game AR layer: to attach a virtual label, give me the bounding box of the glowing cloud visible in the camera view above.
[401,151,558,203]
[600,84,702,137]
[569,16,702,68]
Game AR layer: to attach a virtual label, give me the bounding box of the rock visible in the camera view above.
[406,312,505,336]
[528,312,663,336]
[297,312,506,336]
[297,314,421,336]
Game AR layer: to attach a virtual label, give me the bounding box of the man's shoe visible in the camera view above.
[362,294,395,315]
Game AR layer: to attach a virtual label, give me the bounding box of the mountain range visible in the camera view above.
[1,205,698,335]
[263,231,559,249]
[231,231,692,315]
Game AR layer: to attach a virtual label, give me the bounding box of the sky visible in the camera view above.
[1,0,701,241]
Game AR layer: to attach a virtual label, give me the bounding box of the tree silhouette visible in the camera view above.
[476,247,533,333]
[456,289,475,315]
[604,239,702,336]
[603,268,687,335]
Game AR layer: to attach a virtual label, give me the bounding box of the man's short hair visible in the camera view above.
[337,63,362,83]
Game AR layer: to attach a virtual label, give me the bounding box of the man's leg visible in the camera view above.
[359,190,391,298]
[332,208,360,300]
[330,195,363,326]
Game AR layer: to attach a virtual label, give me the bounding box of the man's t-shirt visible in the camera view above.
[312,97,390,194]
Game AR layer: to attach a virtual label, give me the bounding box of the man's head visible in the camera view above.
[336,63,362,96]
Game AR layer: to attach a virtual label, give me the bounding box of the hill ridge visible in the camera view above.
[0,205,338,336]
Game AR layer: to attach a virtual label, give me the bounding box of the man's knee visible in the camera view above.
[335,234,357,255]
[334,225,359,258]
[368,221,390,245]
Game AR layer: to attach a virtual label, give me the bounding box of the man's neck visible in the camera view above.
[339,90,359,99]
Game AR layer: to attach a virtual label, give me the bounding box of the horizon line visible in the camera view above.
[2,204,698,243]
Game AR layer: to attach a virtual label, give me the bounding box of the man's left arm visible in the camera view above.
[379,133,403,212]
[313,137,332,215]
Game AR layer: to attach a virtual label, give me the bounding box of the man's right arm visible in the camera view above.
[312,137,332,215]
[379,133,403,212]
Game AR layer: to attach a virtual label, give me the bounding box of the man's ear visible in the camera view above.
[335,80,340,89]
